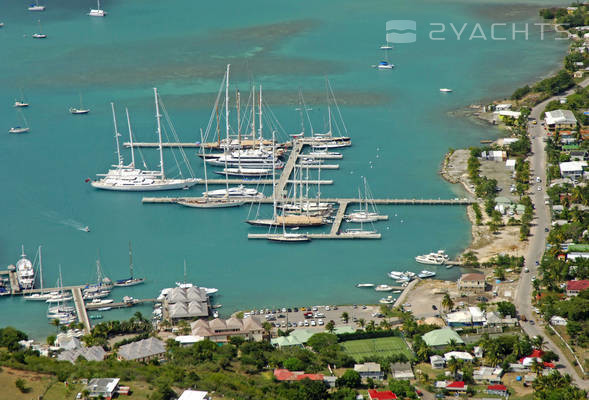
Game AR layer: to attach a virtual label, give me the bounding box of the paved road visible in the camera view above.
[514,80,589,388]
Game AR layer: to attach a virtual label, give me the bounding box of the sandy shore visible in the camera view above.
[441,149,528,263]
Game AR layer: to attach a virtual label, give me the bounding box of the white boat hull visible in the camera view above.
[91,179,197,191]
[177,199,244,208]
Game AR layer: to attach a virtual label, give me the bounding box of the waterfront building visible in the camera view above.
[117,337,166,362]
[86,378,120,399]
[545,110,577,130]
[444,351,474,362]
[458,273,486,293]
[190,316,264,343]
[354,362,384,381]
[163,286,209,321]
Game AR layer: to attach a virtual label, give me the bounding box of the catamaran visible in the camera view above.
[88,0,107,16]
[113,242,145,287]
[91,91,198,191]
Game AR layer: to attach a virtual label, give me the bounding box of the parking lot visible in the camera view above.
[242,303,395,332]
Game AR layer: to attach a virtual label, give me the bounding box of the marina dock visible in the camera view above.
[72,287,91,334]
[276,140,303,199]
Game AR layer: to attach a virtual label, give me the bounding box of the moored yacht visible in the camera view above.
[203,185,263,198]
[418,270,436,279]
[415,250,449,265]
[88,0,107,16]
[267,232,311,243]
[374,284,394,292]
[16,246,35,290]
[355,283,375,288]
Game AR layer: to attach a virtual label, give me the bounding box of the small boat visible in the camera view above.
[440,88,453,93]
[388,271,406,280]
[379,296,395,304]
[97,307,112,311]
[90,314,103,319]
[415,250,449,265]
[28,0,45,11]
[32,20,46,39]
[0,22,4,28]
[89,298,114,305]
[417,270,436,279]
[88,0,107,16]
[83,226,90,232]
[376,61,394,70]
[392,290,402,294]
[267,232,311,243]
[374,284,394,292]
[355,283,375,288]
[9,126,30,134]
[177,199,244,208]
[70,107,90,115]
[14,101,29,108]
[380,42,394,50]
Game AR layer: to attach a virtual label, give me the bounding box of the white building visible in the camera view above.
[430,355,445,369]
[444,351,474,362]
[495,104,512,111]
[545,110,577,130]
[550,316,567,326]
[559,161,587,178]
[178,390,211,400]
[506,159,516,170]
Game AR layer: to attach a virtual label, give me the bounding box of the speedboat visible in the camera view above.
[70,107,90,115]
[376,61,394,70]
[9,126,30,134]
[418,270,436,279]
[356,283,375,288]
[14,101,29,107]
[83,226,90,232]
[379,296,395,304]
[32,33,47,39]
[380,43,394,50]
[415,250,449,265]
[388,271,406,280]
[89,298,114,305]
[440,88,453,93]
[374,284,394,292]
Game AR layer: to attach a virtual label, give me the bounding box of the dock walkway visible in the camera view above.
[276,140,303,199]
[72,287,91,334]
[330,200,350,235]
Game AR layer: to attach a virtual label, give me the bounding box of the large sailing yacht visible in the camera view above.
[91,89,198,191]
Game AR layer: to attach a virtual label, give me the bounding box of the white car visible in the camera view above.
[311,320,316,326]
[537,186,542,191]
[318,319,324,326]
[312,306,318,311]
[304,320,309,326]
[325,306,330,311]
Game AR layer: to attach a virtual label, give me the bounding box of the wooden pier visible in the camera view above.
[276,140,303,199]
[330,200,350,235]
[8,270,20,294]
[72,287,91,334]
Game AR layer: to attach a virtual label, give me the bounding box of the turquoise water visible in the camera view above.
[0,0,568,338]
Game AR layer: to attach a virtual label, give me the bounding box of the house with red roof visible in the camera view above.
[273,369,324,381]
[445,381,467,392]
[367,389,397,400]
[487,384,508,396]
[519,349,544,367]
[566,280,589,296]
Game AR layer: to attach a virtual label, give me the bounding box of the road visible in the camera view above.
[514,79,589,388]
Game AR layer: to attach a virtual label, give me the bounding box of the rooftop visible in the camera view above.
[567,280,589,291]
[460,273,485,282]
[422,328,464,347]
[368,389,397,400]
[118,337,166,361]
[545,109,577,125]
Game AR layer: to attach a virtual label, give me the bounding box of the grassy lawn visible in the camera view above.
[341,337,413,361]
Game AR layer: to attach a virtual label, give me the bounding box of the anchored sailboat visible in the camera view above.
[345,177,388,223]
[114,242,145,287]
[9,109,30,134]
[70,93,90,114]
[24,246,52,300]
[91,90,198,191]
[88,0,107,16]
[32,19,47,38]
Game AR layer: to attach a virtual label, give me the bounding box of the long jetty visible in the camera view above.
[72,287,91,334]
[276,140,303,199]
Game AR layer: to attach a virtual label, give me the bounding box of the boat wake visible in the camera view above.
[43,211,88,232]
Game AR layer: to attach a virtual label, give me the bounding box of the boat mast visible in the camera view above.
[224,64,230,197]
[326,78,332,136]
[236,89,241,144]
[111,103,123,166]
[258,85,263,149]
[154,88,165,178]
[39,245,43,292]
[200,128,209,200]
[272,130,277,219]
[251,85,256,142]
[125,108,136,168]
[129,241,133,279]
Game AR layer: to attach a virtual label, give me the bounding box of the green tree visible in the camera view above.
[336,369,361,388]
[442,293,454,311]
[326,320,336,333]
[15,378,28,393]
[341,312,349,323]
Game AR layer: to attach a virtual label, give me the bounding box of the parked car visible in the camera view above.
[432,305,437,310]
[293,307,299,312]
[318,319,324,326]
[311,320,316,326]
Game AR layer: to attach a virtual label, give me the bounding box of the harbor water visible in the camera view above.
[0,0,568,338]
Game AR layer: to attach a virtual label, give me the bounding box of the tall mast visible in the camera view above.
[129,241,133,279]
[125,108,135,168]
[224,65,231,196]
[111,103,122,166]
[200,128,209,199]
[326,78,332,136]
[216,105,221,147]
[258,85,263,145]
[272,130,277,219]
[251,85,256,140]
[237,89,241,144]
[154,88,165,178]
[39,246,43,292]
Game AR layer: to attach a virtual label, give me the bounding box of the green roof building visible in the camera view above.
[422,328,464,348]
[271,329,317,348]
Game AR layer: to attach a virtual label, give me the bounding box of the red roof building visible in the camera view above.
[446,381,467,391]
[273,369,324,382]
[296,374,323,381]
[367,389,397,400]
[487,384,508,395]
[566,280,589,296]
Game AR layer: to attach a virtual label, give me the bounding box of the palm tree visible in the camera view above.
[447,357,460,379]
[51,318,60,333]
[358,318,366,329]
[326,320,336,333]
[441,294,454,311]
[416,343,431,362]
[262,321,273,339]
[494,266,506,281]
[532,335,546,350]
[341,312,349,323]
[379,319,391,330]
[366,320,376,332]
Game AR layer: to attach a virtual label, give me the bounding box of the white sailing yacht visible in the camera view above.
[307,80,351,146]
[24,246,52,300]
[345,178,388,223]
[70,93,90,114]
[9,109,30,134]
[32,19,47,39]
[178,129,245,208]
[88,0,107,16]
[91,91,198,191]
[14,90,29,107]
